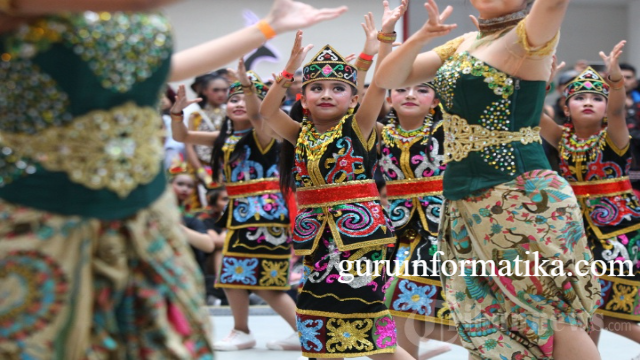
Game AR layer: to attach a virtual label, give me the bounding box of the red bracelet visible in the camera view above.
[281,70,294,80]
[359,53,374,61]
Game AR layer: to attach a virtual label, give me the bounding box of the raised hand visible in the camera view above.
[381,0,407,33]
[227,58,251,86]
[266,0,348,34]
[417,0,457,41]
[361,12,380,56]
[284,30,314,73]
[548,55,566,87]
[171,85,201,114]
[600,40,626,82]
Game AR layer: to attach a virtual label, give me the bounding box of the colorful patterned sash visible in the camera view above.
[386,177,444,200]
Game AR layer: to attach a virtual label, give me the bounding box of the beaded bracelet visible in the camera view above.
[377,31,397,43]
[256,20,276,40]
[608,75,625,90]
[281,70,295,80]
[275,74,294,88]
[354,58,373,72]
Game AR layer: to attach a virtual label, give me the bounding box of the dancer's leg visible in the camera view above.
[422,321,462,346]
[369,345,416,360]
[253,289,297,330]
[223,288,250,332]
[395,316,424,359]
[553,322,601,360]
[589,313,603,345]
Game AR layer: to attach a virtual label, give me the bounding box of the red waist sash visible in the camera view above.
[226,178,280,198]
[570,177,633,198]
[296,180,380,208]
[386,176,443,199]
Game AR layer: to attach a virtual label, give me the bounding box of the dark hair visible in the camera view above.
[206,186,227,204]
[278,83,360,196]
[621,63,637,76]
[209,118,253,181]
[191,74,228,109]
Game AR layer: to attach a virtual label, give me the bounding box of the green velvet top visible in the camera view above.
[0,12,172,219]
[433,51,550,200]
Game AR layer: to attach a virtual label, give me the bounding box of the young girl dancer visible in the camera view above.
[171,64,299,351]
[540,42,640,349]
[0,0,345,357]
[259,2,417,359]
[376,0,602,359]
[379,84,459,358]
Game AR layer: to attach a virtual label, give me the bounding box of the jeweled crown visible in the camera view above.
[302,45,357,88]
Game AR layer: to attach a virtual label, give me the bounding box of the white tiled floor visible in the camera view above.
[209,308,640,360]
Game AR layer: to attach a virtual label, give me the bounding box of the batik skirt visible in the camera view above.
[0,189,213,360]
[439,170,601,359]
[215,226,292,290]
[296,227,397,358]
[384,226,453,326]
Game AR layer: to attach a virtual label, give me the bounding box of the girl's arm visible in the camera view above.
[601,40,629,149]
[259,31,313,145]
[170,85,220,146]
[539,55,565,149]
[170,0,347,81]
[356,1,407,139]
[5,0,179,13]
[375,0,457,89]
[227,59,279,147]
[539,113,563,149]
[523,0,570,49]
[181,225,215,253]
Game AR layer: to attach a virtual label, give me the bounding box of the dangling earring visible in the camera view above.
[603,116,608,125]
[386,111,396,125]
[226,118,232,135]
[302,108,309,123]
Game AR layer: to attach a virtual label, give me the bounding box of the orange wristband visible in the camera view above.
[256,20,276,40]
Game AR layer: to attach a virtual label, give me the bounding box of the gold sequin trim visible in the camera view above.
[515,19,559,57]
[0,102,162,197]
[432,36,465,62]
[442,112,541,163]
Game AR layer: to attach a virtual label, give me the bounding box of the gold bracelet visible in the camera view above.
[354,58,372,72]
[170,114,184,122]
[241,83,254,95]
[377,31,397,43]
[608,75,625,90]
[0,0,17,15]
[275,74,293,88]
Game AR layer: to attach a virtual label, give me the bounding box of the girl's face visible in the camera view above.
[301,81,358,122]
[212,190,229,213]
[202,78,229,107]
[564,93,607,127]
[470,0,527,19]
[171,174,195,203]
[226,94,250,124]
[388,85,438,118]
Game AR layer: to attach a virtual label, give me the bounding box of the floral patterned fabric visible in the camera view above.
[559,129,640,321]
[380,119,453,325]
[439,170,601,358]
[0,190,213,359]
[293,115,397,358]
[215,129,291,290]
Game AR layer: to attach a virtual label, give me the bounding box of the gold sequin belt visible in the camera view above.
[0,102,163,197]
[442,112,541,163]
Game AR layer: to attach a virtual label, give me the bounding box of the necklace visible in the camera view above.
[296,115,347,161]
[477,8,528,38]
[559,125,606,162]
[383,115,433,148]
[222,128,251,153]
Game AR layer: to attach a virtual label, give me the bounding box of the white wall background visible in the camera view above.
[165,0,403,92]
[165,0,639,93]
